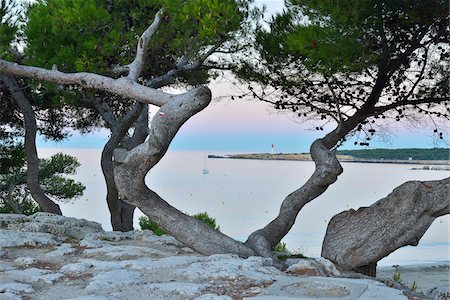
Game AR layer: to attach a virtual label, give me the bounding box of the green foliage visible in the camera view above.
[0,139,26,174]
[392,265,419,291]
[282,0,447,74]
[24,0,145,73]
[0,0,19,58]
[35,153,85,201]
[272,242,288,253]
[37,153,85,200]
[392,265,402,283]
[0,199,41,215]
[138,216,166,236]
[410,281,418,292]
[237,0,449,146]
[250,0,376,76]
[192,212,220,231]
[272,242,307,260]
[21,0,259,133]
[24,0,254,82]
[337,148,450,160]
[0,144,85,214]
[139,211,220,235]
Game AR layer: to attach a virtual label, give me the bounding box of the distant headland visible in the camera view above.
[209,148,450,168]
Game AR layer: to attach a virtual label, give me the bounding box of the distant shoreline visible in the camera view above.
[208,153,450,168]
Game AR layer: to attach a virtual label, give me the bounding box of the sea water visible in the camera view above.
[38,148,450,266]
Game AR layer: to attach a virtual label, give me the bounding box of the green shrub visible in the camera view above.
[192,212,220,231]
[392,265,402,283]
[0,200,41,216]
[138,216,166,236]
[272,242,307,260]
[273,242,288,253]
[139,211,220,235]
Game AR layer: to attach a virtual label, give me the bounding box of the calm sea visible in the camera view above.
[38,148,450,266]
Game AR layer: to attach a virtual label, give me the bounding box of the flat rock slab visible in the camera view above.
[0,213,423,299]
[256,276,406,299]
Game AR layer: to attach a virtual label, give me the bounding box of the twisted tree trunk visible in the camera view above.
[113,86,255,257]
[244,140,343,258]
[322,177,450,276]
[101,105,148,232]
[1,75,62,215]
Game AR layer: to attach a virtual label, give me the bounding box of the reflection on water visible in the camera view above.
[38,149,449,266]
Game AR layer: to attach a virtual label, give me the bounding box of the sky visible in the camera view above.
[34,0,449,153]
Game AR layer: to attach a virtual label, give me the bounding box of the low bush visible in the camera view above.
[138,216,166,236]
[192,212,220,231]
[139,211,220,235]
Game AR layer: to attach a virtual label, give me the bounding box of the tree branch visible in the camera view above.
[127,9,163,81]
[146,40,226,88]
[0,59,175,106]
[85,96,118,131]
[0,74,62,214]
[373,97,448,116]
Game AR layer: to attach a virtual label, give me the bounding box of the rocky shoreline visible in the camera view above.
[0,213,448,299]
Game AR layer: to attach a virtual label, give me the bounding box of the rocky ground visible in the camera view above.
[0,213,448,300]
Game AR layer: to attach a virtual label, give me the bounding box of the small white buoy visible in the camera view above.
[159,112,166,116]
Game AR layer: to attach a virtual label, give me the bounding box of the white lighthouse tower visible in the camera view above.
[271,143,274,154]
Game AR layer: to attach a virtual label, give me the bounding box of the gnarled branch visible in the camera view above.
[322,177,450,276]
[113,86,256,257]
[127,10,163,81]
[0,59,174,106]
[0,75,62,214]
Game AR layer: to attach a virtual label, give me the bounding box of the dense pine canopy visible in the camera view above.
[237,0,449,146]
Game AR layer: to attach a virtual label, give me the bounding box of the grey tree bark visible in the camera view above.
[244,140,343,258]
[0,75,62,215]
[99,103,148,232]
[113,86,255,257]
[322,177,450,276]
[4,183,21,213]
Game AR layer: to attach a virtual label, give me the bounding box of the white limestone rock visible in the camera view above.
[68,296,118,300]
[176,254,280,283]
[195,294,233,300]
[83,245,167,258]
[61,258,125,274]
[0,282,34,294]
[257,276,407,299]
[286,257,340,277]
[79,238,112,249]
[85,270,143,292]
[0,261,15,272]
[135,232,185,248]
[7,212,104,239]
[0,213,442,300]
[0,214,27,227]
[0,230,60,247]
[83,231,134,242]
[4,268,64,284]
[128,256,203,270]
[46,243,77,257]
[14,257,36,266]
[146,282,207,297]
